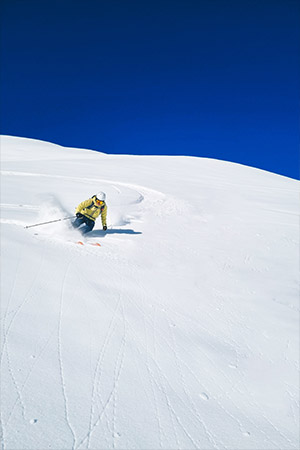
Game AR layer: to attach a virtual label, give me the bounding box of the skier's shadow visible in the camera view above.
[89,229,142,237]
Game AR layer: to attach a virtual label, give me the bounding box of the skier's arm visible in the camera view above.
[101,205,107,227]
[75,199,92,214]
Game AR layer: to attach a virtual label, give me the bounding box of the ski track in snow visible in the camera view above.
[1,243,49,430]
[5,325,57,428]
[1,137,299,450]
[120,271,210,448]
[57,258,77,449]
[85,293,122,449]
[0,169,165,203]
[94,256,226,448]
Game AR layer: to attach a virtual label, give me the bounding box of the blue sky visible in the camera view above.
[1,0,299,179]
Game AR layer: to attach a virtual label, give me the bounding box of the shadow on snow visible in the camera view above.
[88,229,142,237]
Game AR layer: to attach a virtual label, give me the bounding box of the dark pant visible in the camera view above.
[72,216,95,234]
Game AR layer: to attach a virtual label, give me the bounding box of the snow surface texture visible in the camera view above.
[0,135,299,450]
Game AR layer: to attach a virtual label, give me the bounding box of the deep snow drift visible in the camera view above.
[0,136,299,450]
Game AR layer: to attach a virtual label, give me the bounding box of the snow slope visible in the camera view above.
[0,135,299,450]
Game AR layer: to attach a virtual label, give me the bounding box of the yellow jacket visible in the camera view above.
[75,196,107,226]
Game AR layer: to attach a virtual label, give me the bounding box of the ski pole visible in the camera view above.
[24,216,76,229]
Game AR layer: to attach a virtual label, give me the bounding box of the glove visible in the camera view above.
[76,213,82,218]
[103,225,107,231]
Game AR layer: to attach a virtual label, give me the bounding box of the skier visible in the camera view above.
[72,192,107,234]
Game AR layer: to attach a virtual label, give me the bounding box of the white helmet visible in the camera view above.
[95,191,106,201]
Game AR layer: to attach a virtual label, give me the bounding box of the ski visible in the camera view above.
[76,241,101,247]
[32,233,101,247]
